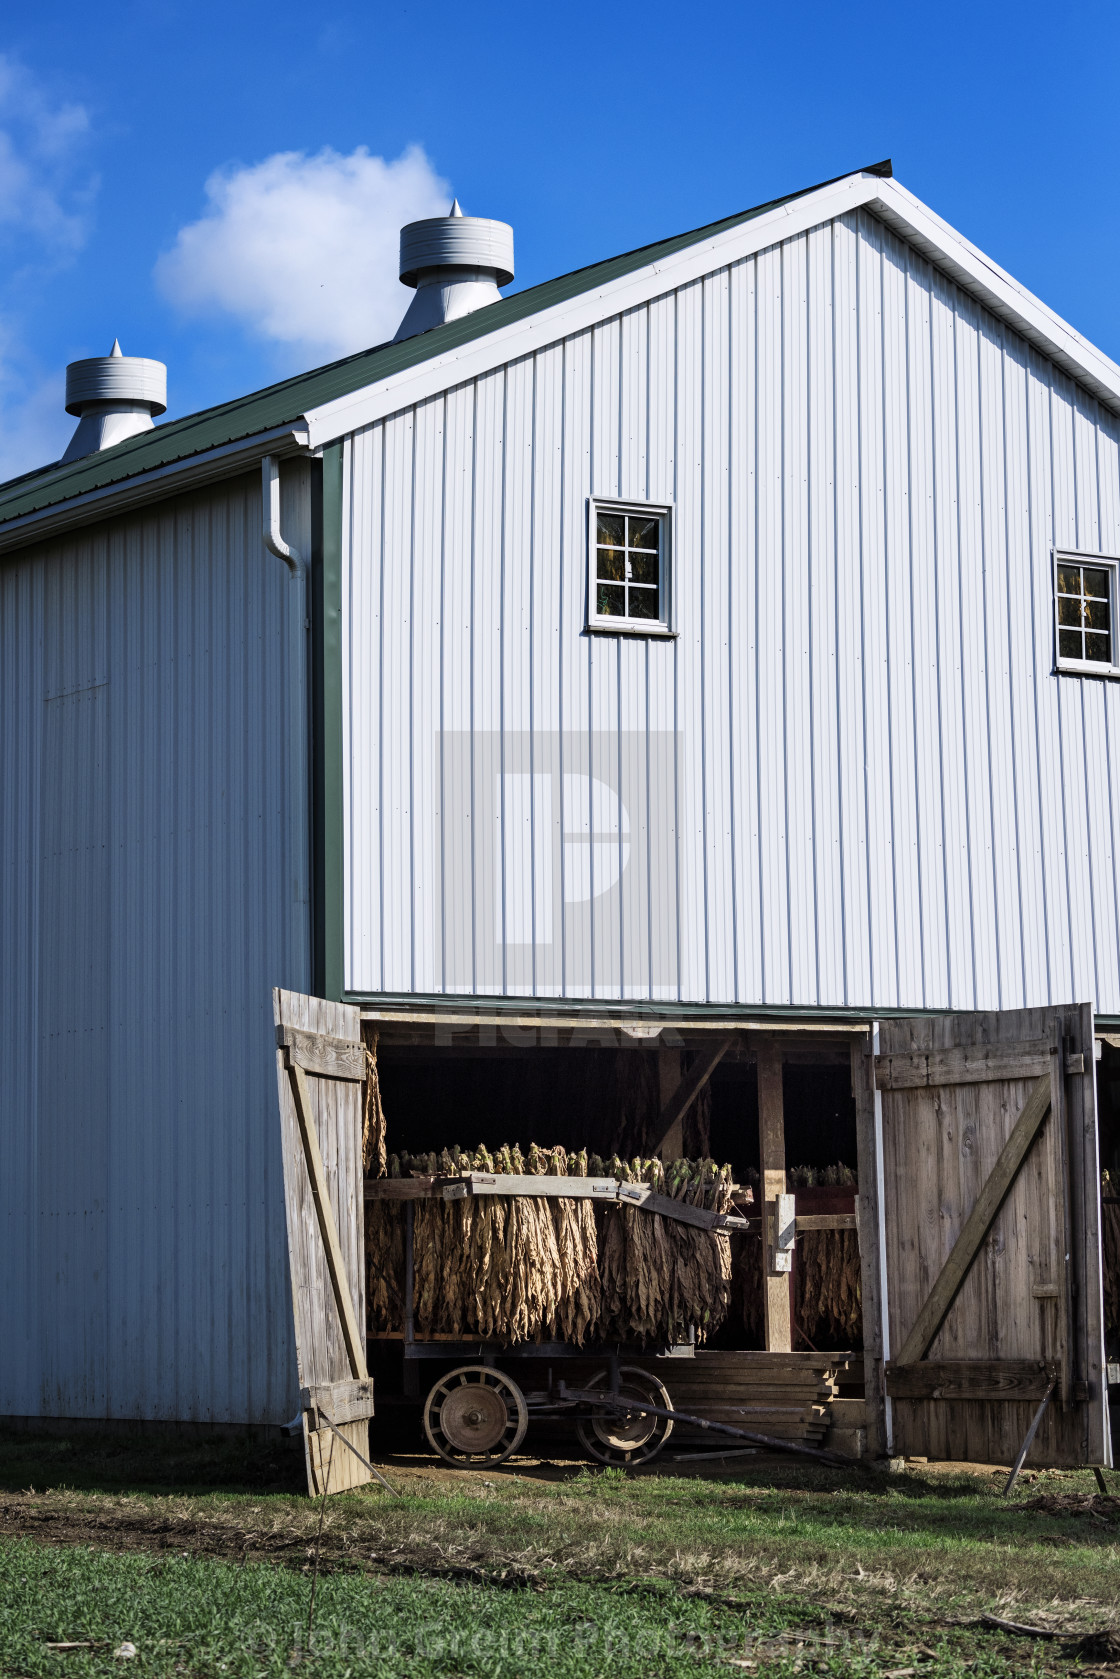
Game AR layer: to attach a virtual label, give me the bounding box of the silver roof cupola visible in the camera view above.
[394,199,514,342]
[61,339,168,465]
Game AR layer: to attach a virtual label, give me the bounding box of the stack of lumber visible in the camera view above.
[632,1351,847,1448]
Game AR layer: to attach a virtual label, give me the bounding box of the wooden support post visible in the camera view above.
[757,1042,791,1353]
[657,1050,683,1159]
[851,1033,888,1460]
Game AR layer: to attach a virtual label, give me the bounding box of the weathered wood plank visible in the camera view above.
[307,1419,372,1494]
[874,1038,1052,1090]
[885,1360,1059,1401]
[275,989,369,1498]
[615,1183,738,1230]
[364,1176,435,1199]
[362,1173,750,1231]
[851,1035,887,1460]
[465,1172,619,1200]
[289,1061,369,1382]
[893,1072,1051,1368]
[301,1378,377,1429]
[736,1213,857,1233]
[793,1213,858,1232]
[757,1043,792,1353]
[1063,1001,1111,1464]
[657,1048,683,1160]
[278,1023,366,1081]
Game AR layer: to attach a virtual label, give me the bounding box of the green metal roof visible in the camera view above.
[0,161,891,529]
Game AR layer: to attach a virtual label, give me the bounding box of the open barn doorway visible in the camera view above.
[275,996,1111,1476]
[366,1023,863,1358]
[359,1017,867,1460]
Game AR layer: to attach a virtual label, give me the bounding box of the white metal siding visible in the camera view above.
[0,468,310,1422]
[341,209,1120,1013]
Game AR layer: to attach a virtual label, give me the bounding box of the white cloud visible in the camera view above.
[155,145,451,365]
[0,54,93,256]
[0,59,95,480]
[0,351,67,479]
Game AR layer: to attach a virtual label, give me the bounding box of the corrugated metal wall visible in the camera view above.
[0,466,310,1422]
[341,208,1120,1012]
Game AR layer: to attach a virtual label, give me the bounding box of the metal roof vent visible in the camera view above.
[394,199,514,343]
[61,339,168,465]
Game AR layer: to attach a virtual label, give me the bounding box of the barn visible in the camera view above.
[1,160,1115,1471]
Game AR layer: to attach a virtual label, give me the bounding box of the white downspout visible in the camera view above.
[263,455,311,992]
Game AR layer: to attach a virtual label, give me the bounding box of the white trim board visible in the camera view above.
[4,169,1118,557]
[304,170,1120,449]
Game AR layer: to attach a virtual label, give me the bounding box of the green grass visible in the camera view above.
[1,1430,1117,1677]
[0,1539,913,1679]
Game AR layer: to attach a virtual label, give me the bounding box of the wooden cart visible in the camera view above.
[366,1170,751,1468]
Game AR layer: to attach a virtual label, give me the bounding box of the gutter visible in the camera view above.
[261,454,313,1000]
[0,421,311,556]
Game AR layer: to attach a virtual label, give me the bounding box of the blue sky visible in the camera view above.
[1,0,1117,477]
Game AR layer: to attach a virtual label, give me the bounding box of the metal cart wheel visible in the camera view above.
[576,1366,674,1467]
[422,1364,529,1467]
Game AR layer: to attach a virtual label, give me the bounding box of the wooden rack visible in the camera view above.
[364,1173,857,1237]
[364,1171,751,1233]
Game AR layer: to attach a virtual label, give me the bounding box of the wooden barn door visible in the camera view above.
[274,988,373,1495]
[853,1005,1110,1468]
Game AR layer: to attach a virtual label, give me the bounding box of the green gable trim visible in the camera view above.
[0,161,891,530]
[339,990,953,1025]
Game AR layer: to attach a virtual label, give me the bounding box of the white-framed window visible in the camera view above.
[1054,549,1120,677]
[587,498,673,635]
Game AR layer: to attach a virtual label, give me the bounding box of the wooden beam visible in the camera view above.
[736,1212,858,1234]
[301,1378,377,1429]
[288,1062,369,1380]
[885,1360,1064,1402]
[1066,1002,1109,1463]
[793,1213,858,1232]
[893,1072,1051,1367]
[363,1171,750,1232]
[851,1036,888,1460]
[657,1049,683,1159]
[874,1038,1052,1090]
[757,1042,792,1353]
[278,1024,366,1081]
[650,1035,733,1156]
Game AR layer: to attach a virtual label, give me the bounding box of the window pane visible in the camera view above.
[597,546,625,581]
[1083,566,1110,599]
[628,515,660,550]
[597,512,625,546]
[1086,631,1112,663]
[597,583,626,617]
[628,585,660,620]
[628,551,658,585]
[1059,627,1083,660]
[1057,565,1082,595]
[1086,596,1111,631]
[1058,595,1083,627]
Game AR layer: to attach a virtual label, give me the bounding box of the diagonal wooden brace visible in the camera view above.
[288,1060,368,1381]
[893,1072,1051,1366]
[650,1034,734,1156]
